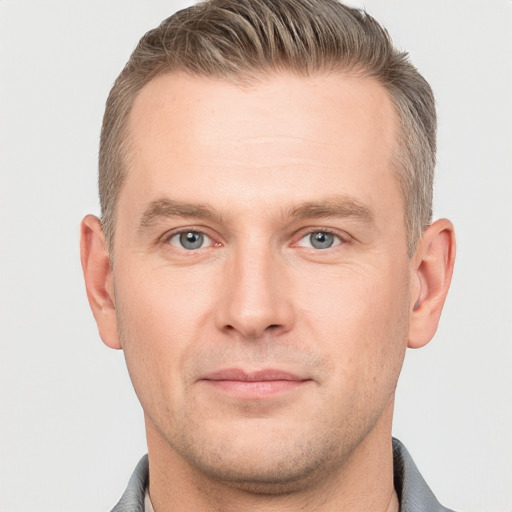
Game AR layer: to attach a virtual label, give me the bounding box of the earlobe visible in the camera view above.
[80,215,122,350]
[408,219,456,349]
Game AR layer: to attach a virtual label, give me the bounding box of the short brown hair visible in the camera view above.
[99,0,436,255]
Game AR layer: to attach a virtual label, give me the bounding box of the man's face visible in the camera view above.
[111,72,415,487]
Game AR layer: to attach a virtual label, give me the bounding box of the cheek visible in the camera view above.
[296,259,410,384]
[115,261,215,340]
[296,264,410,435]
[112,264,218,406]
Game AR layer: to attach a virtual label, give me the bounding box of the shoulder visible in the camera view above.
[393,438,458,512]
[109,455,149,512]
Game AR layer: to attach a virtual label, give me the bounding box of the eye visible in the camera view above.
[297,231,342,250]
[168,231,212,250]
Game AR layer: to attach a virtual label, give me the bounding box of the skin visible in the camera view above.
[81,72,455,511]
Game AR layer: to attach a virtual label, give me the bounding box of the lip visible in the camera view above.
[202,368,306,382]
[199,368,311,399]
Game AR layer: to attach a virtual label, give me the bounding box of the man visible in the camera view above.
[80,0,456,510]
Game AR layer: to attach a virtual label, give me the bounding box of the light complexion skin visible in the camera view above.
[81,72,455,512]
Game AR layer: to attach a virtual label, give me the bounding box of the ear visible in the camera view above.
[80,215,121,349]
[408,219,456,349]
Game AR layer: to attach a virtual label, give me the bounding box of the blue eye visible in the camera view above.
[298,231,341,249]
[169,231,210,250]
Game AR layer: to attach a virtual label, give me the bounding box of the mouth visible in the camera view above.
[199,368,312,399]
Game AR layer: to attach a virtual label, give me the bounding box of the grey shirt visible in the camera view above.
[110,438,456,511]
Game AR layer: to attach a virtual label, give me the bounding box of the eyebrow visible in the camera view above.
[138,195,374,230]
[139,198,219,229]
[287,196,374,224]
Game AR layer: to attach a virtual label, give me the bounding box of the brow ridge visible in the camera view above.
[139,198,218,229]
[138,194,374,231]
[288,196,374,223]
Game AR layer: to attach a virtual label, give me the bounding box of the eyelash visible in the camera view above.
[161,227,348,252]
[293,229,344,250]
[164,229,219,251]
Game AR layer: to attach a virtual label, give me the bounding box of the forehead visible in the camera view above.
[122,71,402,225]
[128,71,397,162]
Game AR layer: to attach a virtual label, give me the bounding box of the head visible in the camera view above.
[99,0,436,257]
[81,0,455,503]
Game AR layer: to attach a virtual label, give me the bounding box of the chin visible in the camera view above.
[190,449,330,495]
[168,419,348,494]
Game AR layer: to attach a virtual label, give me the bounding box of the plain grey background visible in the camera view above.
[0,1,511,511]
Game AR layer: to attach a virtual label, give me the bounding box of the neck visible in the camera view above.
[146,402,398,512]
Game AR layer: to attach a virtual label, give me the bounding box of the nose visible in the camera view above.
[215,244,295,339]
